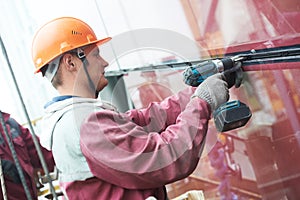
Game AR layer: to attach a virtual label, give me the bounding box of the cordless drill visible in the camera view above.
[183,57,252,132]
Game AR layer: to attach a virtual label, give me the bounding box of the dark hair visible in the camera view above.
[42,50,81,89]
[52,66,63,88]
[40,64,48,77]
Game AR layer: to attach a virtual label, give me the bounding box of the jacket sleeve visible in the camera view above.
[20,125,55,172]
[80,95,211,190]
[126,86,196,132]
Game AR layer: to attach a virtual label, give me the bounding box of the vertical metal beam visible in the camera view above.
[0,36,58,200]
[0,158,7,200]
[0,111,32,200]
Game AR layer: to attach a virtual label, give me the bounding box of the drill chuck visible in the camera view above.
[183,58,234,87]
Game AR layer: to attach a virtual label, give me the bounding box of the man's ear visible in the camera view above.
[62,53,77,71]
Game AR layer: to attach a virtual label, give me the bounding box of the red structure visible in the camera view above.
[131,1,300,199]
[177,1,300,199]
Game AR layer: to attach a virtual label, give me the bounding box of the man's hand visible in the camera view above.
[192,73,229,111]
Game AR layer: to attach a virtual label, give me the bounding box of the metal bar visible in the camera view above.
[104,44,300,76]
[0,36,58,200]
[105,57,300,77]
[242,56,300,68]
[0,158,8,200]
[237,46,300,61]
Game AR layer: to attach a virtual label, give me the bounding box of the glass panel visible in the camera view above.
[1,0,299,199]
[122,1,300,199]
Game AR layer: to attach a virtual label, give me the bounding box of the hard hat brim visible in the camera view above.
[34,36,112,74]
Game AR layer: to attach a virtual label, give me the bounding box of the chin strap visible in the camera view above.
[77,48,97,96]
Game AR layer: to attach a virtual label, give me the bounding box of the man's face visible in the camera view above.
[83,44,109,93]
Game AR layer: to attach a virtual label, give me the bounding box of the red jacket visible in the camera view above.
[0,112,55,200]
[59,88,210,199]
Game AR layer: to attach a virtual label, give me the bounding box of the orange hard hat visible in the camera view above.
[32,17,111,73]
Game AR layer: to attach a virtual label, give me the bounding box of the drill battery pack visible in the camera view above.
[213,100,252,132]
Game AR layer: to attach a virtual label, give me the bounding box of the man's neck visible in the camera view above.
[57,87,96,99]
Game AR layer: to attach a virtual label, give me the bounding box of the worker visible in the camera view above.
[0,111,55,200]
[31,17,231,200]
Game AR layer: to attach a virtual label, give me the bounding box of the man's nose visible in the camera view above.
[101,57,109,68]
